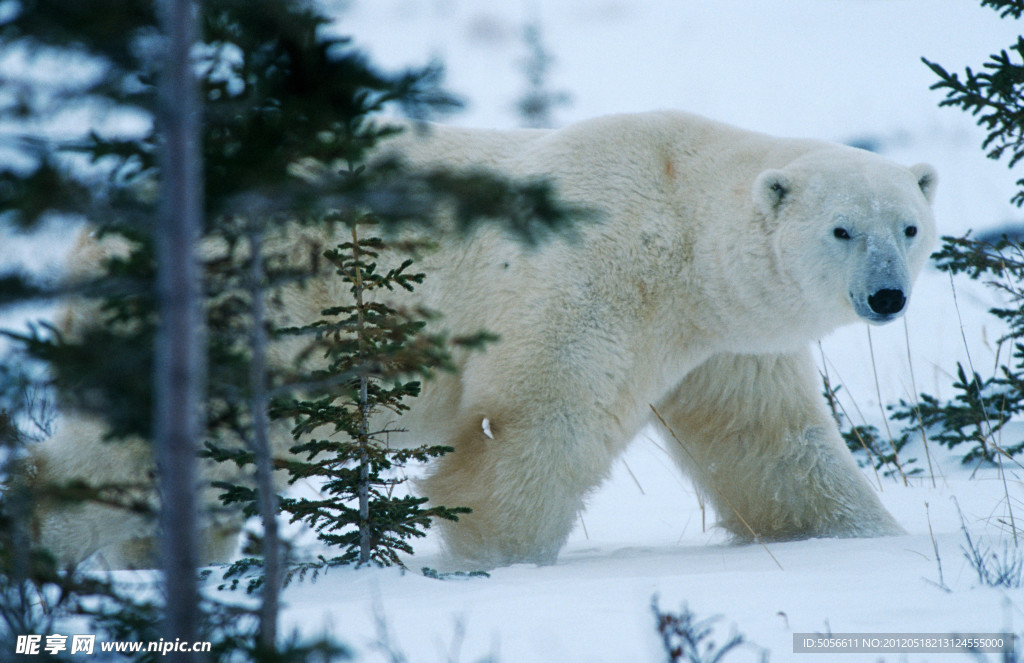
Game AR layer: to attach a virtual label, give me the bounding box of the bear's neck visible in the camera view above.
[694,228,842,354]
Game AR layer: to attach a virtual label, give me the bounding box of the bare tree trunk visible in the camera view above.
[350,225,372,565]
[156,0,204,659]
[358,371,371,565]
[247,227,280,650]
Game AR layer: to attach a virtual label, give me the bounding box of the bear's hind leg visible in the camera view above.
[654,350,903,541]
[28,412,251,568]
[420,410,615,569]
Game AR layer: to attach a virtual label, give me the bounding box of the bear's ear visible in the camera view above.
[909,163,938,204]
[752,169,792,216]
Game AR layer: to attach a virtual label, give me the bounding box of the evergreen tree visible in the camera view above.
[888,0,1024,465]
[272,222,477,569]
[923,1,1024,207]
[1,0,577,654]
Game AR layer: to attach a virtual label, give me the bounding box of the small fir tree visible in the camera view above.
[272,220,479,569]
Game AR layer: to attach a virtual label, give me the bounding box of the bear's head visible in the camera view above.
[752,149,937,327]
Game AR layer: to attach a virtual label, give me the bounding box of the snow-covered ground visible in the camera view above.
[6,1,1024,661]
[275,466,1018,663]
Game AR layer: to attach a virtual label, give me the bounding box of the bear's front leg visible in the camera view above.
[420,407,617,569]
[654,349,903,541]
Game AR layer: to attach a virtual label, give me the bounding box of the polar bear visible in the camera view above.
[26,110,936,569]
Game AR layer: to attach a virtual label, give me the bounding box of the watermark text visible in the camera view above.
[15,634,213,656]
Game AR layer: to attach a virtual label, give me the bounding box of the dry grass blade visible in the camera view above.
[867,326,908,486]
[925,502,951,593]
[818,343,884,491]
[903,317,937,487]
[948,271,999,461]
[991,442,1020,545]
[622,458,646,495]
[649,404,784,571]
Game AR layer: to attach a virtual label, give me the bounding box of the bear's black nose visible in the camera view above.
[868,288,906,315]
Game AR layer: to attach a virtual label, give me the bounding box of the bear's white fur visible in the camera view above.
[27,111,937,569]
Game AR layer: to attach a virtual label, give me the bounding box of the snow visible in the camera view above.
[6,0,1024,660]
[263,453,1021,662]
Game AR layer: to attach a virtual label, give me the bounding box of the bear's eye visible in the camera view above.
[905,225,918,238]
[833,227,851,240]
